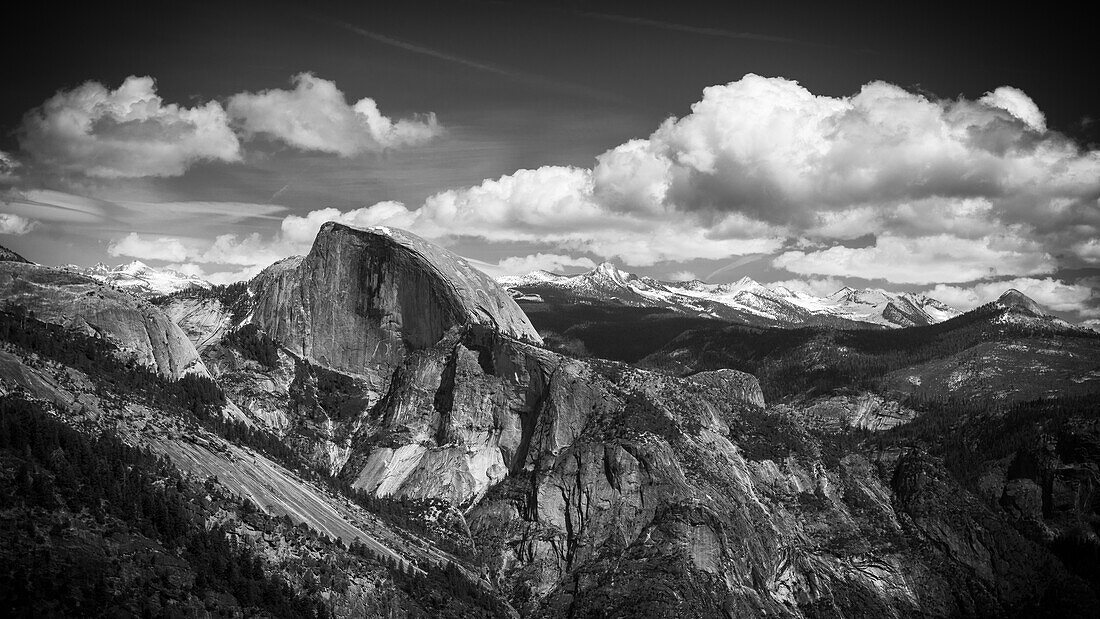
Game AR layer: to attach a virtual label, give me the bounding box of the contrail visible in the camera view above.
[578,11,805,46]
[705,254,766,281]
[325,20,630,105]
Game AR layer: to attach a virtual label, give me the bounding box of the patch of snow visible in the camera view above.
[496,265,961,328]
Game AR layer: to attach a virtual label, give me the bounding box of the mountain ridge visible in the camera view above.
[62,259,212,298]
[499,262,962,329]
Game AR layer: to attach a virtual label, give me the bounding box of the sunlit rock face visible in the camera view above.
[0,261,207,378]
[250,222,540,390]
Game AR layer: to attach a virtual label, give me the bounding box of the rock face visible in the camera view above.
[161,297,234,352]
[0,243,30,263]
[996,288,1047,317]
[780,392,919,432]
[0,261,206,378]
[250,223,540,388]
[689,368,765,407]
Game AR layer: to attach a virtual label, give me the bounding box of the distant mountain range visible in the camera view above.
[498,262,961,329]
[61,260,212,297]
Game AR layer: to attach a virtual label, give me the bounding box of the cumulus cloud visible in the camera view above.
[0,151,20,183]
[83,74,1100,318]
[773,233,1055,284]
[108,232,192,262]
[349,74,1098,275]
[924,277,1097,314]
[477,253,597,277]
[228,73,441,155]
[406,166,782,265]
[104,201,418,269]
[1071,238,1100,264]
[979,86,1046,132]
[666,270,698,282]
[167,263,265,286]
[19,76,241,177]
[0,213,36,235]
[770,277,847,297]
[278,201,418,246]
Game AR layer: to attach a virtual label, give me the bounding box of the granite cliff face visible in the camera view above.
[250,223,540,388]
[0,261,206,378]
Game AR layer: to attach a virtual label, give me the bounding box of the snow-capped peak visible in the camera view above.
[592,262,633,284]
[497,265,961,328]
[117,260,152,275]
[996,289,1046,316]
[64,261,211,298]
[496,270,570,288]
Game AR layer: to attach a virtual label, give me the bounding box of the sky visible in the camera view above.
[1,0,1098,323]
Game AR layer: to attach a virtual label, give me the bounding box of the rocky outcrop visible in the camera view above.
[250,223,540,389]
[780,392,918,432]
[996,288,1047,317]
[0,261,206,378]
[0,243,30,263]
[161,297,234,352]
[690,368,765,408]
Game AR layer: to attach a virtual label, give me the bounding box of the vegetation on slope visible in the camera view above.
[0,394,332,617]
[0,303,511,615]
[152,280,252,322]
[225,323,281,369]
[641,303,1098,401]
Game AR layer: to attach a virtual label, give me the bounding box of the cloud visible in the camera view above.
[348,74,1097,273]
[0,213,36,235]
[19,76,240,178]
[1,189,109,225]
[228,73,440,156]
[474,253,597,278]
[104,201,417,268]
[79,74,1100,319]
[108,232,191,262]
[407,166,782,265]
[770,277,846,297]
[979,86,1046,132]
[924,277,1097,314]
[666,270,698,282]
[167,263,265,286]
[277,201,419,247]
[772,233,1055,284]
[0,151,20,183]
[1071,238,1100,264]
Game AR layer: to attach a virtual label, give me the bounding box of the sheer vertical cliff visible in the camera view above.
[250,223,540,388]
